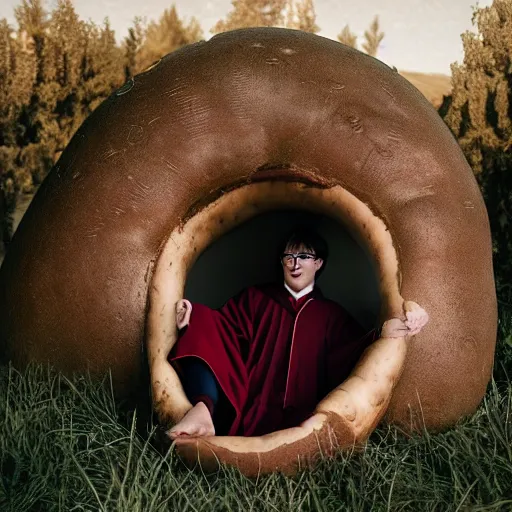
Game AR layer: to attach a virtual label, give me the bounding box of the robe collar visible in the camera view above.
[257,282,323,315]
[284,282,314,300]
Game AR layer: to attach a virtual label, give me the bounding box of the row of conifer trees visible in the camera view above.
[1,0,511,292]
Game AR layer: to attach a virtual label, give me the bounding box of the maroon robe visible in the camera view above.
[170,283,376,436]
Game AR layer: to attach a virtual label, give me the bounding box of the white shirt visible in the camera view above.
[284,282,314,300]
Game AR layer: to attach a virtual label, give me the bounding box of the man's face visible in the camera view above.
[282,243,323,293]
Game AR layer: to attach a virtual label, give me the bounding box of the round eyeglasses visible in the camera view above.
[281,252,317,267]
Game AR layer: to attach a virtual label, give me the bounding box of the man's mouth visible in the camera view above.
[291,271,301,278]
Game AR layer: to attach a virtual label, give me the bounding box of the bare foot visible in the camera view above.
[167,402,215,439]
[176,299,192,330]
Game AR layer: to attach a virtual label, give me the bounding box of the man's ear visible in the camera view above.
[314,258,324,272]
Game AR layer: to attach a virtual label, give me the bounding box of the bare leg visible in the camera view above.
[171,300,215,438]
[167,402,215,439]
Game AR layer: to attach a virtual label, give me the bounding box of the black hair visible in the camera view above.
[279,225,329,277]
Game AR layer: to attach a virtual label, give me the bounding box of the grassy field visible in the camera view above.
[1,298,511,512]
[0,367,510,511]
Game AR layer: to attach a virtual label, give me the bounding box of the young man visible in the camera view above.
[168,227,428,439]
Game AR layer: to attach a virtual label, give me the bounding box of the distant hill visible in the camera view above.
[399,71,451,108]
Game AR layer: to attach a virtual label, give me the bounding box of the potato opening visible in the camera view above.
[148,179,404,437]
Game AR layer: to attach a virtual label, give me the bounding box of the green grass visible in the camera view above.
[1,369,511,511]
[1,300,512,511]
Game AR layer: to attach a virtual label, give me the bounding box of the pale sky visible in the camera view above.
[0,0,494,74]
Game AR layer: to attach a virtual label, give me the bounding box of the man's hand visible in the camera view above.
[403,300,429,336]
[176,299,192,330]
[381,301,429,338]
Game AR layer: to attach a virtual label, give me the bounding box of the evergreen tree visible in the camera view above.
[0,18,35,244]
[14,0,47,84]
[123,16,145,79]
[0,19,20,246]
[12,0,46,189]
[337,24,357,48]
[20,0,84,185]
[0,19,19,147]
[441,0,512,287]
[135,5,203,73]
[362,15,384,57]
[212,0,287,33]
[285,0,319,33]
[11,21,37,192]
[7,0,48,197]
[80,19,124,113]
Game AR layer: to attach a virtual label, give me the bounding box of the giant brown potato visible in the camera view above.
[0,28,497,475]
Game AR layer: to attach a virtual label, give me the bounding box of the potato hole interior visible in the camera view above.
[184,210,381,330]
[151,180,402,437]
[171,209,384,436]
